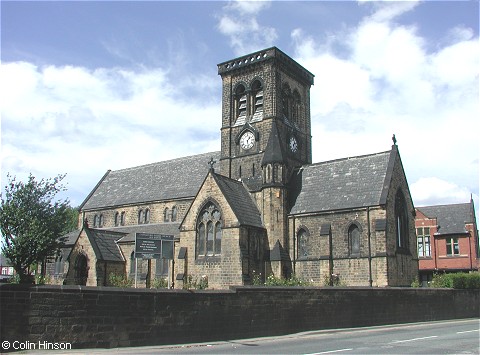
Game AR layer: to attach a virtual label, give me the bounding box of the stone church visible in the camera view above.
[51,47,418,288]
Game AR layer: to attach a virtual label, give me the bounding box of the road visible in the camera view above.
[22,318,479,354]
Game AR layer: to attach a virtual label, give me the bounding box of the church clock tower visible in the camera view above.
[217,47,314,188]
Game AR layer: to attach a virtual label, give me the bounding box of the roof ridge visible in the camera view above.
[302,149,391,168]
[417,202,471,209]
[110,151,220,173]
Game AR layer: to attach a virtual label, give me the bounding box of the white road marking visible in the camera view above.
[391,335,438,344]
[305,349,353,355]
[456,329,479,334]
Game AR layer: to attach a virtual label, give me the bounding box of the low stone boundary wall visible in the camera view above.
[0,284,478,351]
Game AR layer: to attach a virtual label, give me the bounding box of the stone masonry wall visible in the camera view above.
[1,284,478,351]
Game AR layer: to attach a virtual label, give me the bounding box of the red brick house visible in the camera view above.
[415,198,479,285]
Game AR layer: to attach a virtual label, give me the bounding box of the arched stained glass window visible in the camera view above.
[297,229,308,258]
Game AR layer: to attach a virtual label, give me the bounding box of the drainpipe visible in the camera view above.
[329,229,333,286]
[367,207,373,287]
[292,216,296,274]
[104,262,107,286]
[467,230,473,271]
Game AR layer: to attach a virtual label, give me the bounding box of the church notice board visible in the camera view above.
[135,233,174,259]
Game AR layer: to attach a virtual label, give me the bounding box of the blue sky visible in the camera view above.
[1,1,479,218]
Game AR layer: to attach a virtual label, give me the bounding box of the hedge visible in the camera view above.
[430,272,480,289]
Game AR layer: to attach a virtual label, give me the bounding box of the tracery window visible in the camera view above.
[196,203,222,257]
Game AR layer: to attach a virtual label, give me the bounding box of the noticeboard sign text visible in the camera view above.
[135,233,174,259]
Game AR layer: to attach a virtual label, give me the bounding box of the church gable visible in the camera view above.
[181,171,262,231]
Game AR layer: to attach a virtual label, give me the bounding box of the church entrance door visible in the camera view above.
[74,254,88,285]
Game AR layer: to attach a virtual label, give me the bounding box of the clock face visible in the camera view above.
[240,131,255,150]
[289,136,298,152]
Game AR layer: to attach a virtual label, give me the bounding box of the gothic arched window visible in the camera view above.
[282,84,291,118]
[251,79,263,119]
[114,212,120,227]
[196,203,222,257]
[395,190,409,249]
[120,211,126,226]
[144,209,150,224]
[93,214,98,227]
[235,84,247,119]
[292,90,301,125]
[55,254,63,275]
[164,208,169,222]
[348,224,361,256]
[171,206,177,222]
[297,229,309,259]
[138,210,144,224]
[130,251,135,274]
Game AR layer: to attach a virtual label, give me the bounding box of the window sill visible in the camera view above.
[195,256,221,263]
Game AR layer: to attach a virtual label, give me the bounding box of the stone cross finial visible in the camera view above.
[208,157,216,172]
[392,134,397,146]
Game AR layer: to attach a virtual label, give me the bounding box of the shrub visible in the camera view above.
[323,273,346,287]
[183,274,208,290]
[151,277,168,289]
[108,273,132,288]
[465,272,480,289]
[410,278,421,288]
[252,270,262,285]
[430,272,480,289]
[264,274,311,287]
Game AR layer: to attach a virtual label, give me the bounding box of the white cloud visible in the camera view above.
[216,0,277,55]
[290,1,479,213]
[0,62,220,206]
[411,177,475,207]
[361,1,420,23]
[225,0,271,15]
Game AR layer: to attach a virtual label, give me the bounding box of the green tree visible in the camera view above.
[0,173,71,283]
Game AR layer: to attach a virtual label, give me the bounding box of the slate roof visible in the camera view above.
[213,173,264,228]
[85,228,126,262]
[417,202,475,235]
[58,229,80,246]
[81,151,220,210]
[289,149,393,214]
[0,253,12,267]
